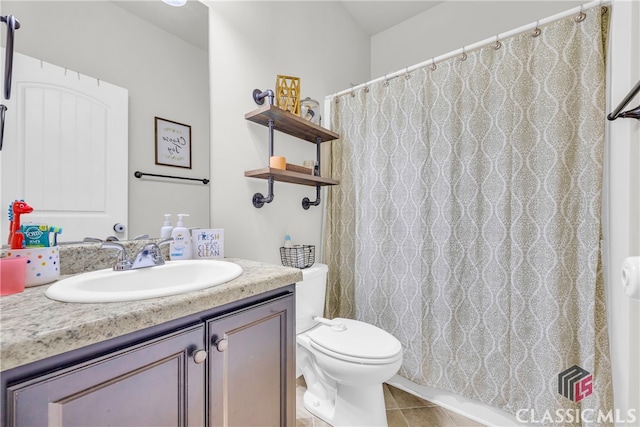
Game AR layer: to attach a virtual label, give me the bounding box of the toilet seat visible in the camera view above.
[307,318,402,365]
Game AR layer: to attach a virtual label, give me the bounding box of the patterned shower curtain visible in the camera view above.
[324,6,613,425]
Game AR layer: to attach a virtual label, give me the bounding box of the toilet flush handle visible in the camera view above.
[313,316,347,332]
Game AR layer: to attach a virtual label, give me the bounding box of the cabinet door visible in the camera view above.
[6,324,205,427]
[207,294,295,427]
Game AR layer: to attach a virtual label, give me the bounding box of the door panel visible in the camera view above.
[6,325,204,427]
[1,49,128,243]
[207,295,295,427]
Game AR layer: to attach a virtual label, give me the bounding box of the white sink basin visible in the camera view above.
[45,260,243,303]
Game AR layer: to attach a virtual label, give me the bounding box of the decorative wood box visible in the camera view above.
[275,75,300,116]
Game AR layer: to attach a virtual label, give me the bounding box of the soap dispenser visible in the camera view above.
[160,214,173,238]
[169,214,192,260]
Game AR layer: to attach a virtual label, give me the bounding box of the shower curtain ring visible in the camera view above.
[383,75,389,87]
[404,67,411,79]
[531,21,541,37]
[599,0,608,15]
[574,5,586,22]
[364,85,369,94]
[430,59,437,71]
[493,35,502,50]
[459,47,467,61]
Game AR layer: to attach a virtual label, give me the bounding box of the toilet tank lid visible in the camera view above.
[301,263,328,280]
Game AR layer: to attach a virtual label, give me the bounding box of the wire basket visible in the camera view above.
[280,245,315,269]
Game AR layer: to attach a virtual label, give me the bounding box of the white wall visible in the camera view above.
[371,1,581,78]
[371,1,639,425]
[207,1,369,264]
[1,1,210,239]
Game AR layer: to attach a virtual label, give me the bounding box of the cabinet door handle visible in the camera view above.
[193,349,208,364]
[215,338,228,352]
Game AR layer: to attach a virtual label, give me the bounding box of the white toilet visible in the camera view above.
[296,263,403,427]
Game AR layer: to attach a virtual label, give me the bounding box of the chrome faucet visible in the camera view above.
[101,238,173,271]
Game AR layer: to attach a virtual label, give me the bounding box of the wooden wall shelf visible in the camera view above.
[245,104,339,144]
[245,97,340,209]
[245,167,339,187]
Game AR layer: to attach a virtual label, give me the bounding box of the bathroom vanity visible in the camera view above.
[0,258,301,427]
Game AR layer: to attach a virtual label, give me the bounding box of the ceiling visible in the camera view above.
[340,1,443,35]
[111,0,209,50]
[111,1,443,52]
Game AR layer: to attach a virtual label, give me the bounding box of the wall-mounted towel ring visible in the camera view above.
[608,80,640,121]
[1,15,21,100]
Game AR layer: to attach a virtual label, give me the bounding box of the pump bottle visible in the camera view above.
[160,214,173,238]
[169,214,192,260]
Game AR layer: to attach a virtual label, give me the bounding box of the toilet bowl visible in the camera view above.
[296,264,403,427]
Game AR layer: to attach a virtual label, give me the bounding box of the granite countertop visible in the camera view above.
[0,258,302,372]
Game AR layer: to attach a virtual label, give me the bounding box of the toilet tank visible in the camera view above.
[295,263,328,334]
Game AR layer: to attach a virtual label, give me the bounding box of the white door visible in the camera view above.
[1,50,128,244]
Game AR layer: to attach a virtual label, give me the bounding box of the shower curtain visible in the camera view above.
[324,6,612,425]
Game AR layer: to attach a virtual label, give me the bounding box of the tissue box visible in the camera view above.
[192,229,224,259]
[20,223,50,247]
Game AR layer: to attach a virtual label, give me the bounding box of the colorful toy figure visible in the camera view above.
[8,199,33,249]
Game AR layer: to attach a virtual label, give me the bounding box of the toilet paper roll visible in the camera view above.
[270,156,286,170]
[621,256,640,299]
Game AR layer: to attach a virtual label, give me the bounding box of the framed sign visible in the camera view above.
[155,117,192,168]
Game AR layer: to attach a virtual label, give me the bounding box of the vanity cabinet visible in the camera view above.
[2,288,294,427]
[208,293,294,426]
[6,325,206,426]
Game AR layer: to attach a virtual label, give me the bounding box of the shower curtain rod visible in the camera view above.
[607,79,640,120]
[326,0,610,99]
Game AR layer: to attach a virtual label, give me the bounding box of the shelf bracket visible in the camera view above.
[253,176,275,208]
[253,88,274,106]
[252,117,276,208]
[302,184,321,210]
[302,137,323,209]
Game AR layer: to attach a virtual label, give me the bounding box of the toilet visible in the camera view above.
[296,263,403,427]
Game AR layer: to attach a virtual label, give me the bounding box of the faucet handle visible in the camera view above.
[141,238,172,263]
[83,237,103,243]
[101,241,131,271]
[152,238,173,263]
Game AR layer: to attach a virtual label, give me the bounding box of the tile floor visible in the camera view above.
[296,377,486,427]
